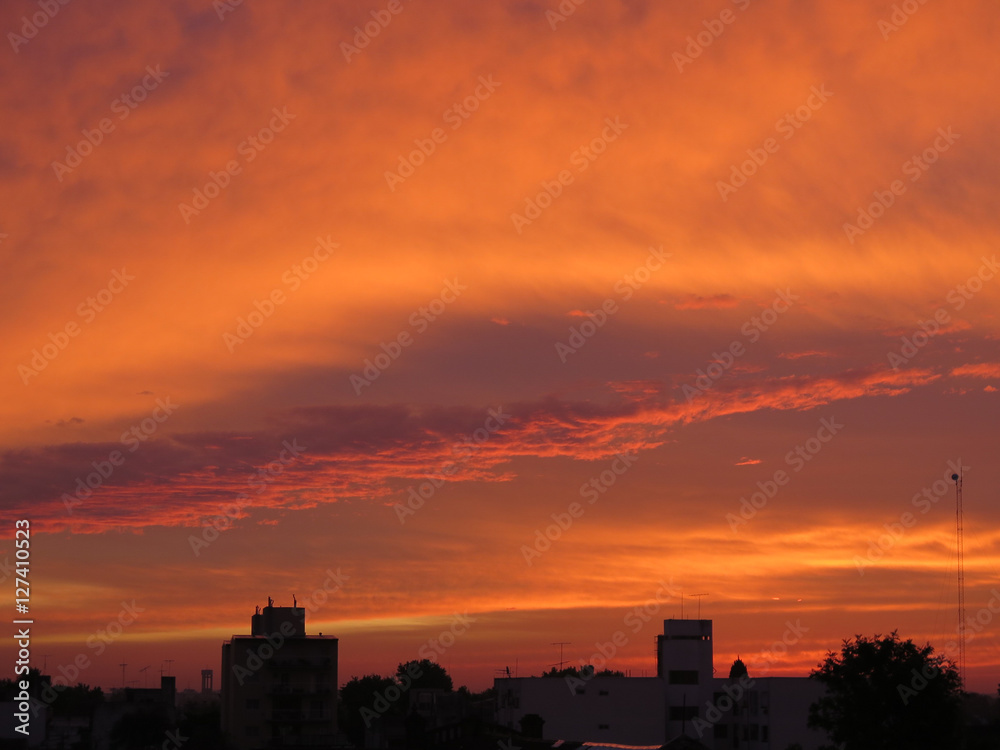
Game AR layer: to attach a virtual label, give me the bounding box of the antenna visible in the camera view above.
[953,471,966,686]
[40,654,52,673]
[550,642,572,670]
[139,666,150,688]
[689,593,709,619]
[119,662,128,688]
[165,659,174,676]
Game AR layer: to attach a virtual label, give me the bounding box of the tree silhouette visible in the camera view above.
[808,631,962,749]
[338,673,398,747]
[396,659,453,691]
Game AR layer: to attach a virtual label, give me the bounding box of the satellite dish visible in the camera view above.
[952,474,959,481]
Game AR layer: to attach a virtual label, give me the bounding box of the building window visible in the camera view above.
[246,698,259,710]
[246,726,259,737]
[668,670,699,685]
[575,687,585,695]
[761,726,769,741]
[714,723,728,738]
[598,690,609,696]
[669,706,698,721]
[598,724,610,730]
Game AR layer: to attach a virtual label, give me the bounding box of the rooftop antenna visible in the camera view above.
[953,471,966,686]
[139,666,150,688]
[119,662,128,688]
[551,642,572,670]
[689,593,709,619]
[165,659,174,676]
[40,654,51,673]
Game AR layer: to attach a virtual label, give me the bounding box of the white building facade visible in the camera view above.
[495,618,829,749]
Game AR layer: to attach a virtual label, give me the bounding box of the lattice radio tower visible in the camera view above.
[953,470,966,686]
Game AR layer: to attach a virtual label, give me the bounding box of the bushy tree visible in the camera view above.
[396,659,452,691]
[339,673,398,746]
[808,631,962,750]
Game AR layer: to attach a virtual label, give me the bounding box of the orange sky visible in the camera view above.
[2,0,999,694]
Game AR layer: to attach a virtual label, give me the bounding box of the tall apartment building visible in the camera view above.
[221,600,338,749]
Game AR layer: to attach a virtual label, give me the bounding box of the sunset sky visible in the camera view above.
[2,0,999,695]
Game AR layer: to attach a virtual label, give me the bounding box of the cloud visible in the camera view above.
[0,365,941,534]
[951,363,1000,379]
[673,294,742,310]
[779,350,833,360]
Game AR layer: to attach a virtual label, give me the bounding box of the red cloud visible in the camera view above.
[0,366,941,535]
[673,294,741,310]
[951,363,1000,379]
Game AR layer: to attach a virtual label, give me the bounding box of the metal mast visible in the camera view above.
[953,470,966,685]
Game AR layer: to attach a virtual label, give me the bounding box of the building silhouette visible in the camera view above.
[221,601,338,749]
[496,618,827,749]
